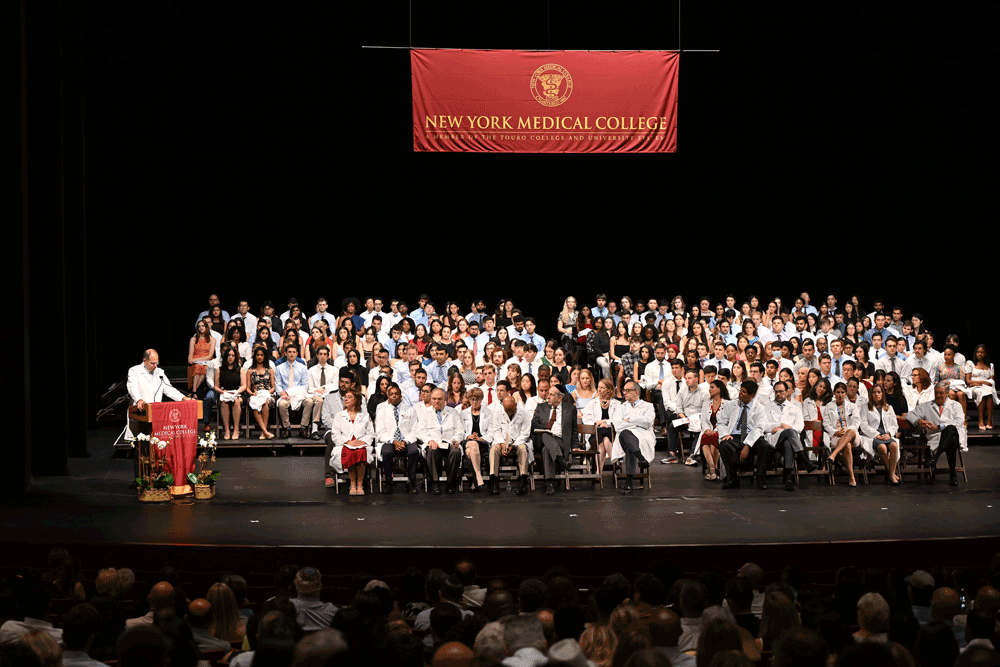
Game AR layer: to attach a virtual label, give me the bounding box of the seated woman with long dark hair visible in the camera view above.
[225,321,250,363]
[861,383,900,485]
[215,345,247,440]
[247,346,276,440]
[254,324,279,361]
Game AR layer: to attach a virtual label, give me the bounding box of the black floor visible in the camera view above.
[3,428,999,551]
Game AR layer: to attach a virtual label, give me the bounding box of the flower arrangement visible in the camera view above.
[188,431,220,498]
[134,433,173,502]
[134,434,174,490]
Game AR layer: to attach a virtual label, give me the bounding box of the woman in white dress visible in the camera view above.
[328,389,375,495]
[823,382,862,487]
[860,384,900,486]
[964,344,997,429]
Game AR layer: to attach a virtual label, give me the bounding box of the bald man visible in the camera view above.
[125,581,175,628]
[647,607,695,667]
[433,641,474,667]
[187,598,232,653]
[487,396,532,496]
[126,349,196,478]
[931,587,966,649]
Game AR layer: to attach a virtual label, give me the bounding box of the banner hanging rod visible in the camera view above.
[362,46,717,51]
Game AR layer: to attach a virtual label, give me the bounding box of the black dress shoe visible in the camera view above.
[516,476,528,496]
[721,478,740,489]
[890,479,900,487]
[407,481,418,494]
[469,480,480,493]
[950,472,959,486]
[755,477,768,491]
[637,457,650,471]
[311,431,322,441]
[432,483,441,495]
[621,482,634,495]
[785,479,795,492]
[545,482,555,496]
[382,481,393,494]
[300,427,309,439]
[447,485,456,494]
[489,476,500,495]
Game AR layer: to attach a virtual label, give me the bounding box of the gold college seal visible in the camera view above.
[530,63,573,107]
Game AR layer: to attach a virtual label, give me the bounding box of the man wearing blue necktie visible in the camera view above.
[718,381,773,490]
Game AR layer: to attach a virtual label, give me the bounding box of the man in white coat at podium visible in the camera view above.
[126,349,196,476]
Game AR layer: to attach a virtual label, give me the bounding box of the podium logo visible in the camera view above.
[530,64,573,107]
[169,409,181,423]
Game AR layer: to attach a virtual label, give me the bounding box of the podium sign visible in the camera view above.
[131,401,202,495]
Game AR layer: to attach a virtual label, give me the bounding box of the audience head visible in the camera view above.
[294,567,323,597]
[856,592,890,635]
[504,613,546,654]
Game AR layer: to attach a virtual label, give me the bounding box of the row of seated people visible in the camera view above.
[5,545,1000,667]
[191,322,972,496]
[187,291,997,434]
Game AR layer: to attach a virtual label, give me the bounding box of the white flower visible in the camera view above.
[157,442,167,450]
[136,433,149,441]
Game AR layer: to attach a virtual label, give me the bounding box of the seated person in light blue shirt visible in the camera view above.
[592,294,609,320]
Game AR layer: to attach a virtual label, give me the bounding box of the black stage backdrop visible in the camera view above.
[13,0,992,493]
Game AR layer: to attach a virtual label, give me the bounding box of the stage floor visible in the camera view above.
[2,429,998,551]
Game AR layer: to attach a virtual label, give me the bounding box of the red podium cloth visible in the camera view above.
[151,401,199,492]
[412,50,678,153]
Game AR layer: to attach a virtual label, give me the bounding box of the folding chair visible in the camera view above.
[570,423,603,489]
[796,421,834,485]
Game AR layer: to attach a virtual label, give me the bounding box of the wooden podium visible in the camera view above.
[129,401,203,496]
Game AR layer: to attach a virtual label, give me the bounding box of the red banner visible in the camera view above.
[151,401,199,492]
[412,50,678,153]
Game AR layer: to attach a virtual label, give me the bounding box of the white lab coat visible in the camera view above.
[416,405,465,454]
[327,410,375,473]
[125,364,188,439]
[609,399,656,464]
[858,405,898,458]
[822,400,863,451]
[373,401,420,460]
[905,399,968,452]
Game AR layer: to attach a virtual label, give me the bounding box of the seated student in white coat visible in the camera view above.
[374,383,422,494]
[582,378,620,477]
[762,381,814,492]
[610,381,655,495]
[690,379,730,482]
[859,383,900,486]
[326,388,375,496]
[823,382,863,487]
[418,388,465,495]
[905,383,967,486]
[717,380,771,490]
[461,387,493,492]
[486,396,533,496]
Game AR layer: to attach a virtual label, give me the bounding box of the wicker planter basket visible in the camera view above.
[138,487,171,503]
[194,484,216,499]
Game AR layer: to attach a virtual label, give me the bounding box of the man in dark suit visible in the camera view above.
[531,385,577,495]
